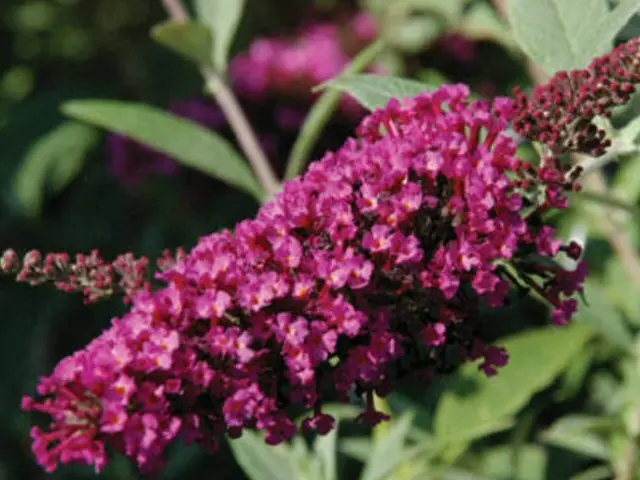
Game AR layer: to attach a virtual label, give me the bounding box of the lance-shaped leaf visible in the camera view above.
[195,0,246,72]
[13,121,98,218]
[151,20,213,66]
[229,430,302,480]
[434,325,593,445]
[509,0,639,73]
[319,74,435,112]
[62,100,264,201]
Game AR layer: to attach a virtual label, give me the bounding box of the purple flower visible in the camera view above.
[424,323,447,347]
[229,13,381,119]
[24,83,587,475]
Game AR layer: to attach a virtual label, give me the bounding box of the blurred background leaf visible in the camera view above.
[434,325,593,445]
[194,0,246,72]
[12,121,98,218]
[3,1,640,479]
[321,74,435,111]
[150,20,213,66]
[62,99,265,201]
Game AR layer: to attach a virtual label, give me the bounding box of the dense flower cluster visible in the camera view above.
[512,37,640,156]
[1,248,150,304]
[230,12,381,115]
[23,84,587,475]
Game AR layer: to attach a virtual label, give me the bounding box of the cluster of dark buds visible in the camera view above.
[512,37,640,157]
[22,84,588,475]
[1,249,150,304]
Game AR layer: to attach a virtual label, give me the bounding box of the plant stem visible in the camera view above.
[202,67,281,198]
[161,0,281,200]
[616,439,638,480]
[161,0,189,22]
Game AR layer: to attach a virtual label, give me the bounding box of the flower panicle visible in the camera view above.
[512,37,640,157]
[22,82,587,475]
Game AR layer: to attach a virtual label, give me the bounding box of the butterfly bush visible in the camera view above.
[22,83,587,475]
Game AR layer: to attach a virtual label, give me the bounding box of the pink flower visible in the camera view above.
[363,225,392,253]
[229,14,382,119]
[274,313,309,346]
[424,323,447,347]
[479,346,510,377]
[24,83,587,475]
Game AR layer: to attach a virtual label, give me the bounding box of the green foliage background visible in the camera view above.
[1,0,640,479]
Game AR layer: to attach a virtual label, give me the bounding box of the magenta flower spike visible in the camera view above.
[23,84,587,475]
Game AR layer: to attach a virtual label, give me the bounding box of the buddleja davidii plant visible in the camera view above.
[325,36,640,480]
[10,0,640,478]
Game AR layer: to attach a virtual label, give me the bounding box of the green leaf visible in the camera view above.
[321,403,363,420]
[285,39,385,180]
[617,115,640,147]
[314,426,338,480]
[612,152,640,206]
[195,0,246,72]
[603,258,640,325]
[340,438,372,462]
[578,279,634,351]
[508,0,639,73]
[415,68,450,86]
[572,190,640,219]
[436,418,516,454]
[569,465,615,480]
[150,20,213,66]
[12,121,98,218]
[595,0,640,53]
[555,348,593,402]
[384,16,442,53]
[434,325,593,444]
[460,2,517,53]
[479,445,548,480]
[394,0,468,24]
[62,100,264,201]
[360,411,416,480]
[291,436,321,480]
[320,74,433,112]
[229,431,302,480]
[540,415,612,460]
[440,468,495,480]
